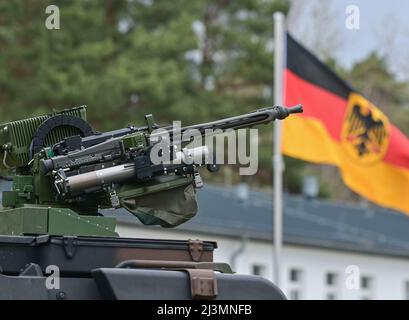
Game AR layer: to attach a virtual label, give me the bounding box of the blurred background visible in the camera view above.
[1,0,409,299]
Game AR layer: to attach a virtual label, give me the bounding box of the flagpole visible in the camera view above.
[273,11,285,288]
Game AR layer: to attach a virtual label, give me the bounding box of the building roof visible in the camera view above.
[106,184,409,259]
[1,179,409,258]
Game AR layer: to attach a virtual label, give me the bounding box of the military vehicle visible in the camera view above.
[0,104,301,299]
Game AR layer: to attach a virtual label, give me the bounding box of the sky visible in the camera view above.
[332,0,409,66]
[289,0,409,76]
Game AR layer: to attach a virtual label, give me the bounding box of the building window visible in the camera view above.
[324,272,340,300]
[288,268,303,300]
[361,276,372,290]
[404,281,409,299]
[360,275,374,300]
[252,264,266,277]
[289,290,300,300]
[290,268,302,282]
[326,272,338,286]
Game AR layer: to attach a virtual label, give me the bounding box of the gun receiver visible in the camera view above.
[40,105,302,198]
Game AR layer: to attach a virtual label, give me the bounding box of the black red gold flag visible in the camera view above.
[283,33,409,214]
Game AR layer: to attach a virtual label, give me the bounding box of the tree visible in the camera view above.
[347,52,409,136]
[287,0,344,61]
[0,0,297,189]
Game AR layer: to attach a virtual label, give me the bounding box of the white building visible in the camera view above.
[107,184,409,300]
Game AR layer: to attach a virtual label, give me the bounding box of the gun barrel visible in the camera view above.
[153,105,303,142]
[183,104,302,131]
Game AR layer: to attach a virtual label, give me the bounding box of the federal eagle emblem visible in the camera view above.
[341,93,390,165]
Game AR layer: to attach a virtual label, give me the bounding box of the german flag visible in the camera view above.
[283,33,409,214]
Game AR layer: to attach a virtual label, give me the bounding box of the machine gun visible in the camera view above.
[0,105,302,236]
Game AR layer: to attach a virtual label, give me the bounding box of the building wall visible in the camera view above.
[117,223,409,300]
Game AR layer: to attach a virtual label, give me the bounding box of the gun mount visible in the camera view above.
[0,105,302,236]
